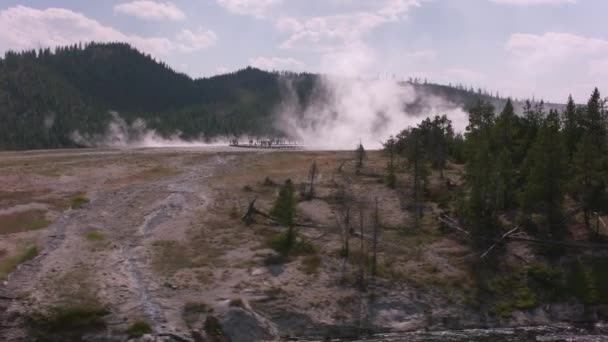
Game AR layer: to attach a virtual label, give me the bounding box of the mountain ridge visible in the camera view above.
[0,42,564,150]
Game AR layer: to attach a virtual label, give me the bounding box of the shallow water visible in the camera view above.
[345,323,608,342]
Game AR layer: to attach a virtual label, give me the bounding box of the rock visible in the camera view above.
[215,306,278,342]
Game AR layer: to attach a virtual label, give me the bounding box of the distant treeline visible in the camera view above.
[0,42,561,150]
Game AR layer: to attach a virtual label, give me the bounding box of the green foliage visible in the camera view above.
[526,263,564,300]
[85,230,105,241]
[520,110,566,238]
[126,321,153,337]
[0,210,49,235]
[0,246,38,280]
[70,195,90,209]
[267,233,316,257]
[28,304,108,335]
[270,179,297,250]
[565,257,608,305]
[489,272,539,318]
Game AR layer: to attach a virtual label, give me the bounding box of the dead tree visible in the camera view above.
[371,198,379,278]
[305,160,318,201]
[355,143,366,171]
[358,203,367,292]
[336,186,353,258]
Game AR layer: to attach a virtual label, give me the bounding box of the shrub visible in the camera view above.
[229,298,245,308]
[301,255,321,275]
[85,230,105,241]
[70,195,90,209]
[229,205,240,219]
[242,185,253,192]
[28,304,108,334]
[126,321,153,337]
[262,177,275,187]
[183,302,210,328]
[0,246,38,280]
[385,172,396,189]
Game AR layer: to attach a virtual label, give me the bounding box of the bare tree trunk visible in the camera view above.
[372,198,379,278]
[414,141,421,230]
[359,204,366,292]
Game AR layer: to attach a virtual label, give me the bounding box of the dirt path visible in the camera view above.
[0,152,231,340]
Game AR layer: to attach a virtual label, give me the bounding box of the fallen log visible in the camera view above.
[242,198,323,228]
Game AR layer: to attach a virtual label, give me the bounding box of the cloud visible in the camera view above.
[446,68,484,82]
[490,0,576,5]
[114,1,186,21]
[590,59,608,75]
[0,5,215,57]
[278,0,422,51]
[506,32,608,67]
[501,32,608,101]
[405,49,437,59]
[216,0,282,18]
[249,56,306,71]
[176,28,217,52]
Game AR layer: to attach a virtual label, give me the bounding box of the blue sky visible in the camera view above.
[1,0,606,102]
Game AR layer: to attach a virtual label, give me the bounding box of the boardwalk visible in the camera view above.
[229,139,302,150]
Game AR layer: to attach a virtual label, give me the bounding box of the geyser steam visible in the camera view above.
[275,45,469,150]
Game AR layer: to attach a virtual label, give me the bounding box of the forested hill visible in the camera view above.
[0,42,561,150]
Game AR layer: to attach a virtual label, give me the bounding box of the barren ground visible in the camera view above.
[0,147,490,341]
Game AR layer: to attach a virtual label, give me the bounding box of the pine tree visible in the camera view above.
[521,110,566,238]
[494,99,518,210]
[572,133,605,232]
[271,179,297,249]
[465,100,500,249]
[562,95,580,161]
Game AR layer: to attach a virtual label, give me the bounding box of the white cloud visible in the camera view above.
[249,56,306,71]
[490,0,576,5]
[176,28,217,52]
[278,0,422,51]
[0,6,216,57]
[405,49,437,59]
[502,32,608,101]
[216,0,282,18]
[506,32,608,67]
[114,1,186,21]
[446,68,484,83]
[590,59,608,75]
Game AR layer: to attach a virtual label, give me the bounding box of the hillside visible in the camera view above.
[0,42,562,150]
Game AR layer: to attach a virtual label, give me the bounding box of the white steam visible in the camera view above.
[275,45,469,150]
[71,112,222,148]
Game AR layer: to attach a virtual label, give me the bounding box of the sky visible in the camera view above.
[0,0,607,103]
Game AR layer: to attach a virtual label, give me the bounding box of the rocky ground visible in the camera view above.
[0,148,604,341]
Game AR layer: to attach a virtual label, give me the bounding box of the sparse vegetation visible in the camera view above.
[85,230,105,241]
[229,297,245,308]
[0,246,38,280]
[263,176,276,187]
[300,255,321,275]
[28,304,108,335]
[125,320,153,337]
[183,302,211,328]
[0,210,49,235]
[70,194,90,209]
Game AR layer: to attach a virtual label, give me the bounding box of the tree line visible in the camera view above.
[0,42,551,150]
[389,89,608,252]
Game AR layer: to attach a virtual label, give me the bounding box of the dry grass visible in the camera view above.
[0,246,38,280]
[150,240,208,275]
[85,230,105,241]
[300,255,322,275]
[0,210,49,235]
